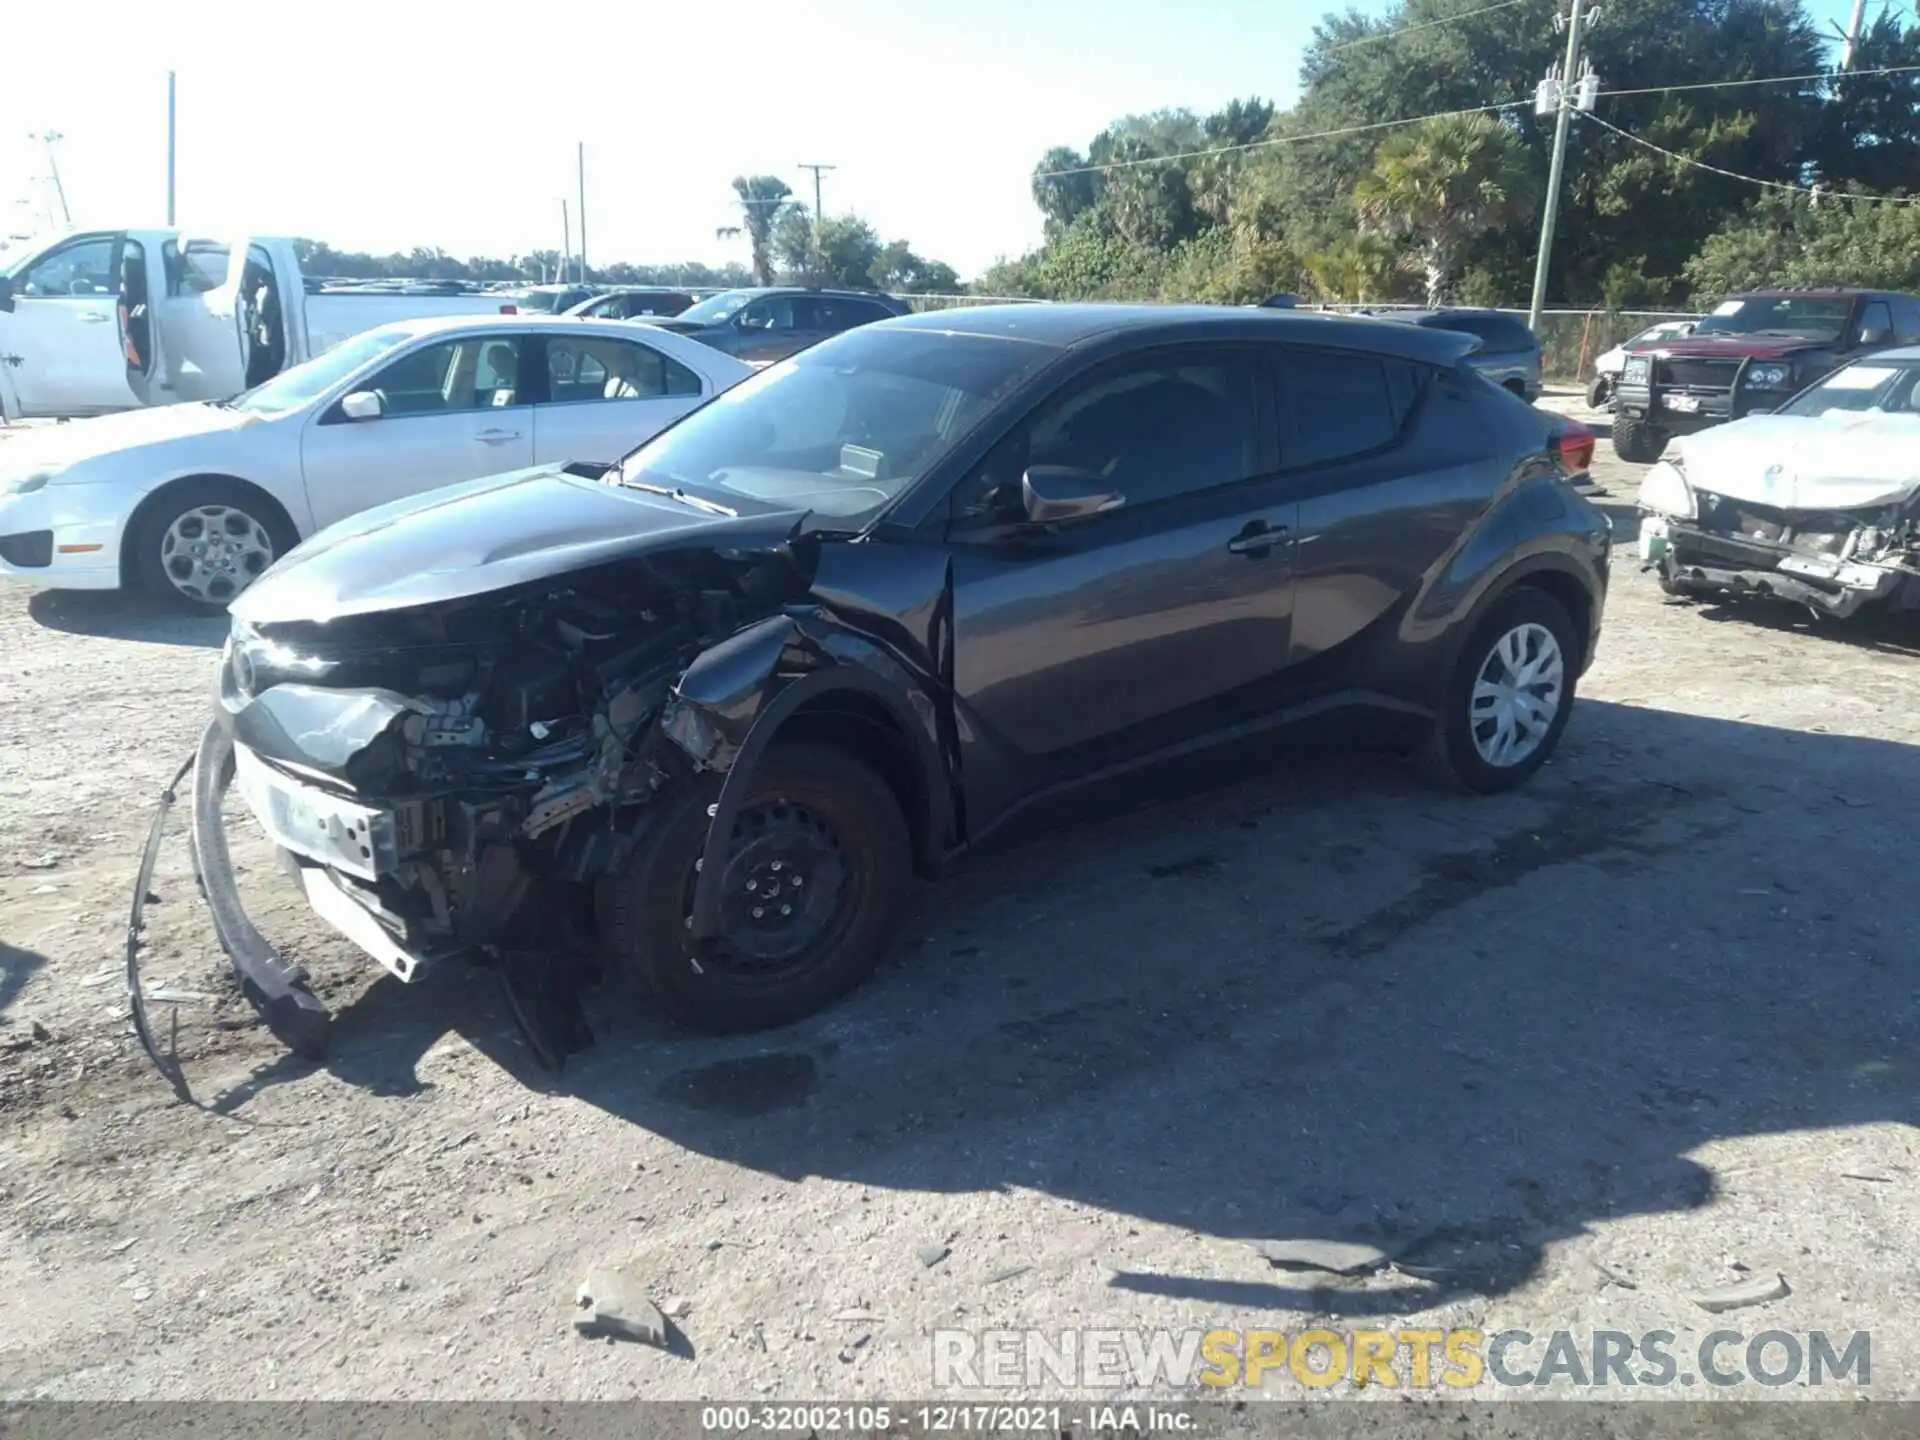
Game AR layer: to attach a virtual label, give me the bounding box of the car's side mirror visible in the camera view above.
[1022,465,1124,525]
[339,390,384,421]
[0,274,12,313]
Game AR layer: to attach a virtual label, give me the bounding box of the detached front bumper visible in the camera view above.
[190,721,334,1058]
[1640,514,1909,617]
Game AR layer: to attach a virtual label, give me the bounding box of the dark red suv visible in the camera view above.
[1610,288,1920,461]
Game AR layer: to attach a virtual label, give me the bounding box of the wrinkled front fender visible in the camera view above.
[662,608,952,940]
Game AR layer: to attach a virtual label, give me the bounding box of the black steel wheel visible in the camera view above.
[600,742,911,1032]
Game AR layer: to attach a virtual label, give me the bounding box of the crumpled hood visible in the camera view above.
[1676,412,1920,511]
[0,401,257,475]
[230,464,807,626]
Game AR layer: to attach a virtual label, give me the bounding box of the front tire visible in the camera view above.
[129,479,295,613]
[600,742,911,1033]
[1611,412,1667,464]
[1422,588,1579,794]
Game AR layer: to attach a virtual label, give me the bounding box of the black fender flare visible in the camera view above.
[679,650,951,941]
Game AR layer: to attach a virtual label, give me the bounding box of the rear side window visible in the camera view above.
[1891,296,1920,344]
[1276,351,1421,469]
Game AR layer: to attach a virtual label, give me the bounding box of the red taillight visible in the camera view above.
[500,303,517,314]
[1553,420,1596,474]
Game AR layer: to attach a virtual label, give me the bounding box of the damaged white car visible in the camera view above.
[1638,349,1920,618]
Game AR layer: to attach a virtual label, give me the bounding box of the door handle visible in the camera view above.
[77,312,112,324]
[1227,521,1290,556]
[474,429,520,444]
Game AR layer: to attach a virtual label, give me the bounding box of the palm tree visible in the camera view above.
[1352,113,1534,307]
[1301,234,1407,304]
[729,175,794,285]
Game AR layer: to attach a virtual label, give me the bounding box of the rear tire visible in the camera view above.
[1421,588,1579,794]
[1611,412,1667,464]
[1585,374,1611,408]
[129,478,296,614]
[600,742,911,1033]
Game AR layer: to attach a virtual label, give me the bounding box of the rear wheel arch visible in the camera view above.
[120,473,301,589]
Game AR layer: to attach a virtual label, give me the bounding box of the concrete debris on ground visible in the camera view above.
[663,1296,693,1320]
[1249,1238,1392,1275]
[573,1273,670,1347]
[916,1243,951,1268]
[1691,1272,1790,1313]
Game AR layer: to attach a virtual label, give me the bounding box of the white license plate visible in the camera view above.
[1665,394,1701,413]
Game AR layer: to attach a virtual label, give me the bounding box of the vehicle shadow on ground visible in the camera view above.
[0,941,48,1019]
[227,699,1920,1316]
[27,590,225,649]
[1686,595,1920,658]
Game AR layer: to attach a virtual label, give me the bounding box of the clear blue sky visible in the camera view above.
[0,0,1871,280]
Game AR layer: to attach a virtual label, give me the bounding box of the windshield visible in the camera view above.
[1696,297,1852,342]
[230,326,412,413]
[615,326,1055,524]
[673,290,756,326]
[1779,361,1920,419]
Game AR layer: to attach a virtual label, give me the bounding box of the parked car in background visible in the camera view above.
[1637,349,1920,618]
[644,286,912,364]
[565,287,696,320]
[1610,288,1920,462]
[1587,318,1698,408]
[0,228,520,420]
[502,283,599,314]
[0,315,751,609]
[1367,309,1543,401]
[190,303,1608,1062]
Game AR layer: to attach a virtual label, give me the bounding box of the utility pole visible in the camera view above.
[798,162,835,249]
[166,72,177,225]
[560,199,571,284]
[576,141,587,281]
[38,131,71,227]
[1527,0,1599,331]
[1838,0,1869,72]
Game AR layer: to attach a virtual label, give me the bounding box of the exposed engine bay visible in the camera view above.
[183,536,823,1067]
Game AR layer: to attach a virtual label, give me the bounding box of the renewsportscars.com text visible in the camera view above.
[932,1327,1870,1392]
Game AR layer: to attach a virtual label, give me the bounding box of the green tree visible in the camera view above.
[815,215,885,289]
[773,205,815,280]
[870,240,960,292]
[721,175,795,285]
[1301,234,1412,303]
[1684,191,1920,296]
[1352,112,1534,305]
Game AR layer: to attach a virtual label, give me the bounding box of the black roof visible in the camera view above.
[884,302,1478,364]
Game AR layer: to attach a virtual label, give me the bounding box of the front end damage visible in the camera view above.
[1638,450,1920,618]
[1643,496,1920,618]
[170,526,919,1068]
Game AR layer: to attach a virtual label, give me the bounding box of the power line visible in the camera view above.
[1577,109,1920,203]
[1602,60,1920,98]
[1319,0,1538,56]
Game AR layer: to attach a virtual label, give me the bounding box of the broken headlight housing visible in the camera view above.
[1638,460,1695,520]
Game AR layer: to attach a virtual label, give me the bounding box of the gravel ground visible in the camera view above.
[1,395,1916,1406]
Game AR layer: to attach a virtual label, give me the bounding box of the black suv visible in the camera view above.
[644,286,911,363]
[191,305,1610,1061]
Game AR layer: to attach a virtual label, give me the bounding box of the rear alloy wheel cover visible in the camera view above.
[160,503,276,604]
[1469,620,1565,768]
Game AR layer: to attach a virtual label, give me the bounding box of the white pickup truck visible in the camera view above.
[0,229,519,420]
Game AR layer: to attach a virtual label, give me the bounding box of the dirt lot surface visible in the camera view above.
[1,395,1916,1405]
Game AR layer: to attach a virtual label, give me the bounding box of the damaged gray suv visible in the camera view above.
[186,304,1610,1065]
